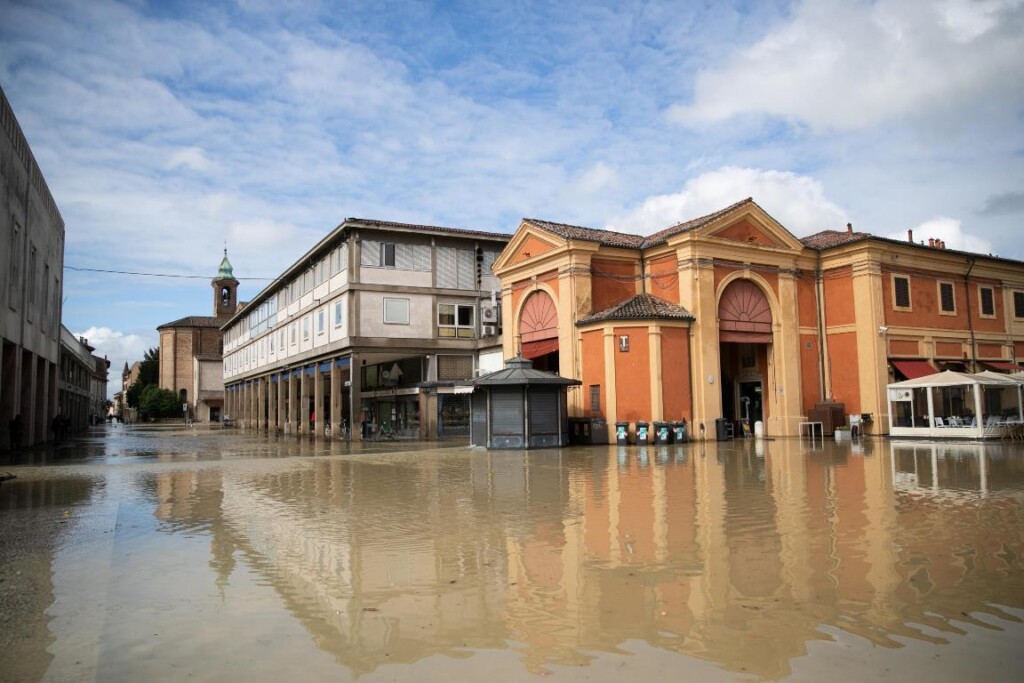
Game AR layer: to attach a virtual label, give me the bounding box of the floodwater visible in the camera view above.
[2,427,1023,682]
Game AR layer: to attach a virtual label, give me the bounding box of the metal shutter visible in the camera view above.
[491,389,524,435]
[528,389,559,435]
[457,249,475,290]
[437,247,457,288]
[360,240,380,266]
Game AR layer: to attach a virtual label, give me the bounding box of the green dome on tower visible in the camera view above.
[215,248,235,280]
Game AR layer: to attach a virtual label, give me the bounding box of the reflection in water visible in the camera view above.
[3,431,1024,680]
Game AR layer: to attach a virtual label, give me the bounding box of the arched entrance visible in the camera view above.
[519,291,559,372]
[718,279,773,434]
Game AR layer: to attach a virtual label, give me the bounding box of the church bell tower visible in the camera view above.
[212,248,239,318]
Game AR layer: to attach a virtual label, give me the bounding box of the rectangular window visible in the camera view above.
[381,242,396,267]
[1014,291,1024,319]
[979,286,995,317]
[438,303,475,338]
[334,301,343,327]
[383,297,410,324]
[280,330,286,351]
[290,323,297,346]
[42,263,50,333]
[317,310,325,335]
[893,275,911,309]
[27,245,36,308]
[303,316,310,340]
[269,334,275,353]
[938,281,955,314]
[590,385,601,415]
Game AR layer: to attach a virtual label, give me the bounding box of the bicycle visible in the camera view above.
[373,422,398,441]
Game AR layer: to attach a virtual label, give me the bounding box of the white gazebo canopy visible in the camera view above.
[887,371,1023,439]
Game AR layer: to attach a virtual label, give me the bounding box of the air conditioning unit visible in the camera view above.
[482,325,497,337]
[480,303,499,324]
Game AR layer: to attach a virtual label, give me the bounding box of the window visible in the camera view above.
[290,323,297,346]
[334,301,344,327]
[436,247,476,289]
[383,297,410,324]
[269,335,274,353]
[1014,291,1024,319]
[302,316,310,340]
[27,245,36,308]
[317,310,325,335]
[279,330,285,351]
[42,263,50,333]
[381,242,396,267]
[438,303,475,338]
[893,275,911,309]
[938,281,955,314]
[590,385,601,415]
[979,286,995,317]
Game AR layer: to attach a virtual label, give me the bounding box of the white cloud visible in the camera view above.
[72,327,155,394]
[669,0,1024,131]
[887,216,994,255]
[167,146,213,172]
[610,166,848,236]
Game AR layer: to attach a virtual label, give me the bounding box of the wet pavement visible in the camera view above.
[1,425,1023,682]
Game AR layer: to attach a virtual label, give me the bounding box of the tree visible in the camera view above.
[139,347,159,386]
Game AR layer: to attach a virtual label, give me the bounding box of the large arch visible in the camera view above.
[517,289,559,370]
[716,277,777,433]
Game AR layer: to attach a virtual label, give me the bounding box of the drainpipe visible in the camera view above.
[815,250,828,401]
[964,257,977,372]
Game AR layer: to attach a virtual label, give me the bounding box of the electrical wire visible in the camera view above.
[65,265,278,281]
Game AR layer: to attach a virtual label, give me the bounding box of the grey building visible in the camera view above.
[0,86,65,449]
[221,218,509,439]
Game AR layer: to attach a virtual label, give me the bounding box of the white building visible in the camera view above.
[1,86,65,449]
[222,218,509,439]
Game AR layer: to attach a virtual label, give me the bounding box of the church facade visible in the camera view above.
[157,252,239,423]
[492,198,1024,438]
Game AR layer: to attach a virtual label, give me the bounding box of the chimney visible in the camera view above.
[907,229,913,242]
[940,240,946,249]
[846,222,853,234]
[928,238,936,247]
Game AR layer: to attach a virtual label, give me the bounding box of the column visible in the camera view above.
[330,361,341,439]
[287,373,297,435]
[257,377,265,431]
[314,364,324,438]
[299,368,309,435]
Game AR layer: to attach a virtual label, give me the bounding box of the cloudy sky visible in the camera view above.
[2,0,1022,386]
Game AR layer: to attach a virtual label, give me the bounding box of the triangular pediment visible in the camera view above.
[492,221,563,271]
[683,201,805,251]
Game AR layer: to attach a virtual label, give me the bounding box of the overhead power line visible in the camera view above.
[65,265,277,281]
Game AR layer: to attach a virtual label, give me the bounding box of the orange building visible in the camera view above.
[492,198,1024,437]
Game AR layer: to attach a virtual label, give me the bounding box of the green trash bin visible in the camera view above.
[615,421,630,445]
[671,420,688,443]
[654,421,672,444]
[635,421,650,445]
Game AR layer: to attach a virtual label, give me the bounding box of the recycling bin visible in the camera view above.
[671,421,688,443]
[635,421,650,445]
[615,421,630,445]
[654,421,672,444]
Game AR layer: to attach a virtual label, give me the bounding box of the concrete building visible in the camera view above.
[222,218,509,439]
[0,86,65,449]
[157,251,238,423]
[57,327,109,432]
[493,198,1024,438]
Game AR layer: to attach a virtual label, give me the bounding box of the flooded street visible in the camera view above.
[2,427,1023,682]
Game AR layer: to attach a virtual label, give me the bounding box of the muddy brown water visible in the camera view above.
[1,425,1023,681]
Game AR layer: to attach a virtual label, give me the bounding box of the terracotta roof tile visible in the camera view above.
[800,229,873,249]
[349,217,510,241]
[157,315,224,329]
[521,218,645,248]
[577,294,695,325]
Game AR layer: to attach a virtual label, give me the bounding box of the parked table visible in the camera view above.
[799,421,824,440]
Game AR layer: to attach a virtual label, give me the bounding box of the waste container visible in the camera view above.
[635,421,650,445]
[615,421,630,445]
[654,421,672,444]
[715,417,733,441]
[671,420,688,443]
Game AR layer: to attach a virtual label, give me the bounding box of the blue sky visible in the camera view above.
[1,0,1022,384]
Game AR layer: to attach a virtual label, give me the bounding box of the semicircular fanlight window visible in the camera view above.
[520,291,558,343]
[718,280,773,342]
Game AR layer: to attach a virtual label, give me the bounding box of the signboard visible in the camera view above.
[889,388,913,401]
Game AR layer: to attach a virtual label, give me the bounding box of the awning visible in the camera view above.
[981,360,1022,373]
[891,359,936,380]
[521,338,559,360]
